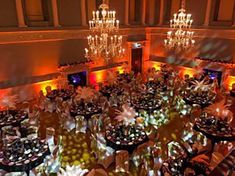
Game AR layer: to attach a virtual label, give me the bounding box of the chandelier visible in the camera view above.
[85,0,125,62]
[164,0,195,50]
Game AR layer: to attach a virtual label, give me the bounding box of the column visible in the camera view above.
[51,0,60,27]
[233,2,235,27]
[148,0,155,25]
[141,0,146,25]
[158,0,164,25]
[124,0,129,25]
[15,0,27,27]
[204,0,212,26]
[81,0,87,26]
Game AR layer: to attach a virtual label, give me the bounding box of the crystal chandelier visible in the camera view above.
[85,0,125,62]
[164,0,195,50]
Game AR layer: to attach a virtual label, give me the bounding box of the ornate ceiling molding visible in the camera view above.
[0,27,146,44]
[0,26,234,44]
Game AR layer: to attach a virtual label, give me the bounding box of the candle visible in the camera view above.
[116,20,119,28]
[85,48,88,54]
[113,11,116,18]
[111,37,113,44]
[93,11,95,20]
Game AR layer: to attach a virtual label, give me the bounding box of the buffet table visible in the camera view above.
[0,138,50,176]
[105,125,148,153]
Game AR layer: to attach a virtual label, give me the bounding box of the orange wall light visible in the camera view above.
[180,67,196,78]
[89,70,106,85]
[116,66,124,74]
[149,61,162,71]
[35,80,57,95]
[226,76,235,90]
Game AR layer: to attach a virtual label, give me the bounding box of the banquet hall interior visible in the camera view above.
[0,0,235,175]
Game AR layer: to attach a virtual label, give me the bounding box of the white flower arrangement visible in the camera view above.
[58,165,89,176]
[115,104,136,126]
[205,99,233,123]
[75,87,96,102]
[0,93,18,110]
[190,79,211,92]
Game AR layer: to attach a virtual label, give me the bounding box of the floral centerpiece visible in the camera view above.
[75,87,97,103]
[204,100,233,124]
[115,104,137,135]
[190,78,211,92]
[58,165,89,176]
[0,92,18,115]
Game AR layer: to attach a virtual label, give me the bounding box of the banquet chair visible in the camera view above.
[28,105,40,127]
[88,114,102,134]
[75,115,86,133]
[1,126,21,143]
[27,126,39,139]
[44,98,56,113]
[93,133,115,169]
[115,150,129,173]
[4,172,27,176]
[46,127,55,152]
[87,168,108,176]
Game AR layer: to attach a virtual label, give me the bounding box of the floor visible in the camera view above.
[35,96,235,175]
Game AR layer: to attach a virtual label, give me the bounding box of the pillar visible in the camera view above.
[204,0,212,26]
[51,0,60,27]
[141,0,146,25]
[81,0,87,26]
[15,0,27,27]
[158,0,164,25]
[124,0,129,25]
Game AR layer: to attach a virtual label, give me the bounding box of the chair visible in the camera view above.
[75,115,86,133]
[44,98,56,113]
[92,133,115,169]
[115,150,129,173]
[27,126,39,139]
[87,168,108,176]
[2,126,20,143]
[88,114,102,134]
[46,127,55,152]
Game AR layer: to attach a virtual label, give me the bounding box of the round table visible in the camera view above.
[105,125,148,153]
[132,94,162,114]
[0,138,50,176]
[70,103,102,120]
[117,73,133,83]
[0,110,28,129]
[161,155,210,176]
[145,81,167,94]
[100,85,124,99]
[46,89,74,101]
[183,91,215,108]
[193,115,235,153]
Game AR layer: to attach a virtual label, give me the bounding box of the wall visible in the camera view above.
[57,0,82,26]
[0,0,18,27]
[109,0,125,25]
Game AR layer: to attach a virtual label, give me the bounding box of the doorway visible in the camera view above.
[131,48,143,74]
